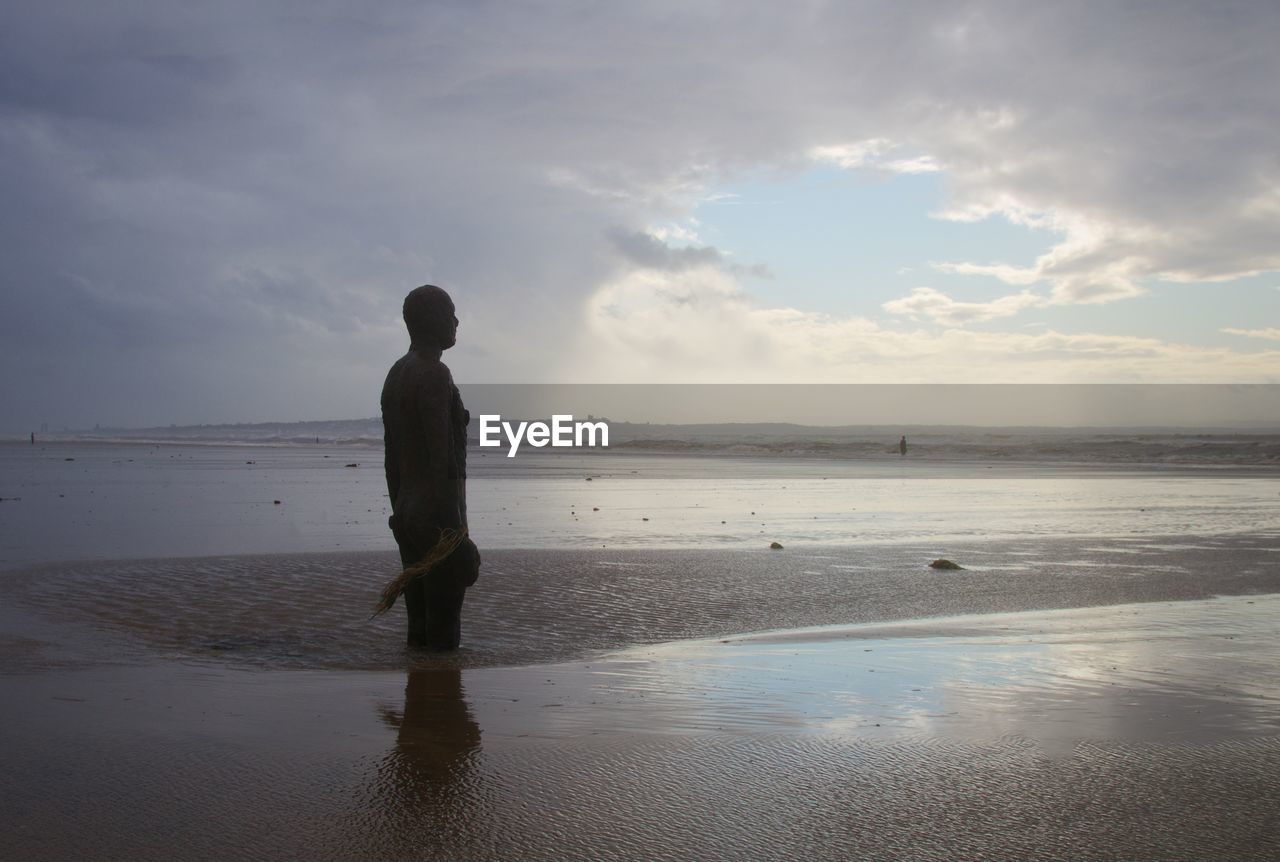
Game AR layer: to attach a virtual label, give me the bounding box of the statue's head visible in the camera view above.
[403,284,457,351]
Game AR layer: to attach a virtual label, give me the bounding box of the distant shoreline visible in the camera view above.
[7,432,1280,467]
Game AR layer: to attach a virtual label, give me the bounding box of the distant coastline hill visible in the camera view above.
[67,418,387,446]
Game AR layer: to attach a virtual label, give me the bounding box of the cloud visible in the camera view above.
[810,140,893,170]
[2,1,1279,426]
[814,8,1280,306]
[1222,327,1280,341]
[811,140,941,175]
[609,229,773,283]
[882,287,1045,325]
[932,261,1042,286]
[648,221,704,245]
[926,215,1156,304]
[573,268,1280,383]
[883,155,942,174]
[608,230,725,272]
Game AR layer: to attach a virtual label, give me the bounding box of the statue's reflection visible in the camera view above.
[372,666,484,834]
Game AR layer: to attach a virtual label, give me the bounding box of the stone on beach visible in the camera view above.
[929,558,963,570]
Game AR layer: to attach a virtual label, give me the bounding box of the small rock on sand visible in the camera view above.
[929,558,963,570]
[770,541,784,550]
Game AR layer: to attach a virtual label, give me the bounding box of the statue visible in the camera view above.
[380,285,481,649]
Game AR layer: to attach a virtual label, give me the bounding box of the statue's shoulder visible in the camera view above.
[417,356,454,388]
[381,353,414,400]
[393,354,454,401]
[384,350,455,407]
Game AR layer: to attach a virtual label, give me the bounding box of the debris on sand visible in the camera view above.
[770,541,784,550]
[929,558,963,570]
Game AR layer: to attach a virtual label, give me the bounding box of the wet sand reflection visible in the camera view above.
[363,667,489,855]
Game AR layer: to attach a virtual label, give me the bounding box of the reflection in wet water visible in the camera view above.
[359,668,488,856]
[423,595,1280,751]
[338,596,1280,858]
[379,668,482,790]
[606,595,1280,748]
[4,595,1280,859]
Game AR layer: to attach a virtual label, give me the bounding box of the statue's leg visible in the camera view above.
[423,582,466,650]
[421,541,479,650]
[397,540,429,647]
[404,580,429,647]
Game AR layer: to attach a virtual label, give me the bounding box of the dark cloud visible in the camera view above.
[2,1,1278,429]
[608,230,725,272]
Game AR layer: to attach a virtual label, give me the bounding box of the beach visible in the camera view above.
[2,442,1280,858]
[4,439,1280,568]
[8,0,1280,855]
[4,537,1280,859]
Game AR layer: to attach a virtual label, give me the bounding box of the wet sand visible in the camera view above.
[5,532,1280,671]
[3,538,1280,859]
[6,441,1280,569]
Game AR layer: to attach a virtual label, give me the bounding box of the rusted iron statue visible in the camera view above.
[379,285,480,649]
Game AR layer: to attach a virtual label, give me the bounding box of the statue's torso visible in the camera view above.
[380,351,468,543]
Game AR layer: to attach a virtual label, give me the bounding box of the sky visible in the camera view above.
[2,1,1279,431]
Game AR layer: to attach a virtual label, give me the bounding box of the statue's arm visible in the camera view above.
[380,370,402,507]
[419,368,463,530]
[383,413,400,505]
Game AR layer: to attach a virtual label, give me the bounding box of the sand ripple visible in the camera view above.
[4,533,1279,670]
[5,714,1278,860]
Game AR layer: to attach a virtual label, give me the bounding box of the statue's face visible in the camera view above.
[437,311,458,350]
[422,294,456,350]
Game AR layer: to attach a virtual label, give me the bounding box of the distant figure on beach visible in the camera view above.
[899,435,907,457]
[381,285,480,649]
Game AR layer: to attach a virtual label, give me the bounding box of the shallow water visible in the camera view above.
[5,533,1279,672]
[3,595,1279,861]
[3,441,1279,569]
[4,438,1280,859]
